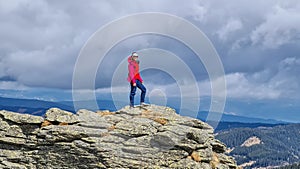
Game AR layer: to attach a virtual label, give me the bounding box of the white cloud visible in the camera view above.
[190,4,207,22]
[281,57,300,66]
[0,81,28,90]
[225,72,281,99]
[269,57,300,98]
[222,57,300,100]
[216,19,243,41]
[96,69,286,100]
[251,5,300,48]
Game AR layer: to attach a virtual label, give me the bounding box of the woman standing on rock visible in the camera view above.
[127,52,147,108]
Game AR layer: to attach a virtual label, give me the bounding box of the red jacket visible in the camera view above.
[127,56,143,83]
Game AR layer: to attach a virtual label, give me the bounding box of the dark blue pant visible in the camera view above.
[129,80,146,106]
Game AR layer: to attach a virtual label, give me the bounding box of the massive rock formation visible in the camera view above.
[0,105,238,169]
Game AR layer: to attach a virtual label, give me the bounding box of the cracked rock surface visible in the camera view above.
[0,105,238,169]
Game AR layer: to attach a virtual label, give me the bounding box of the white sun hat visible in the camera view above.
[132,52,138,57]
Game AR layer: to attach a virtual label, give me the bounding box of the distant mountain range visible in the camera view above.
[214,121,284,132]
[0,96,74,116]
[0,96,291,133]
[0,96,289,124]
[0,97,124,115]
[196,110,287,124]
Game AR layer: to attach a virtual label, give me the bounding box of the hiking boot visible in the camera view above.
[140,102,149,107]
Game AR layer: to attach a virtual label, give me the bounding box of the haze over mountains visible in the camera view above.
[0,96,289,126]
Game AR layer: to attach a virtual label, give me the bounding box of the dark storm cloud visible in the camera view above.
[0,76,15,81]
[0,0,299,99]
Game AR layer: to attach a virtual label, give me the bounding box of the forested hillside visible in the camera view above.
[216,124,300,168]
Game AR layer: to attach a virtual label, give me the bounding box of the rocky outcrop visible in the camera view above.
[0,105,238,169]
[241,136,262,147]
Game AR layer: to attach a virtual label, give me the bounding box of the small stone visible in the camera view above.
[76,109,112,128]
[0,110,44,124]
[175,138,209,153]
[186,129,212,144]
[0,137,26,145]
[45,108,79,123]
[192,119,214,130]
[0,119,10,131]
[211,139,227,153]
[81,137,97,143]
[5,125,26,138]
[195,148,213,162]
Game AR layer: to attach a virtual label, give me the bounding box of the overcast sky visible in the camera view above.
[0,0,300,103]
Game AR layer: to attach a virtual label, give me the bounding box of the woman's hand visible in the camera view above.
[133,83,136,86]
